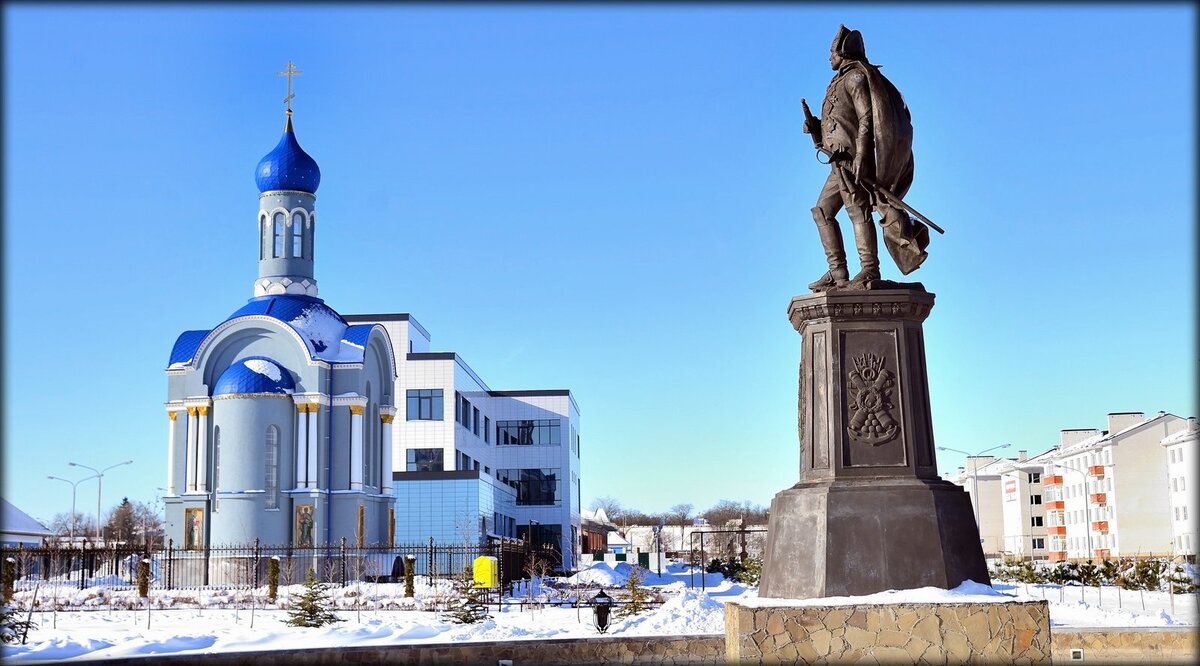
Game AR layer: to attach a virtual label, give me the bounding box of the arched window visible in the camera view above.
[265,426,279,509]
[272,212,286,258]
[292,212,304,258]
[259,215,268,260]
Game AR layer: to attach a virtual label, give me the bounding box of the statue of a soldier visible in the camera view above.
[803,25,931,291]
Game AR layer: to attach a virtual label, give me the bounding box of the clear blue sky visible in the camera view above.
[4,4,1195,527]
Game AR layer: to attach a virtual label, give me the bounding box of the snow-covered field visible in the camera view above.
[4,561,1195,663]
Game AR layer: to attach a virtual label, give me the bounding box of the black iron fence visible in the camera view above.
[2,537,536,594]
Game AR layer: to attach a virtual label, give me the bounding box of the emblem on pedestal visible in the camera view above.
[846,352,898,444]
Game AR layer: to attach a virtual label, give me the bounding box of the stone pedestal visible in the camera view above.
[759,288,989,599]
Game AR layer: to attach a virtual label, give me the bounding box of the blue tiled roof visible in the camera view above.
[213,356,296,396]
[342,324,373,348]
[168,296,375,368]
[169,330,211,366]
[255,116,320,194]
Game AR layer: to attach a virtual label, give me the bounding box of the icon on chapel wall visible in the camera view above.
[184,508,204,550]
[296,504,315,546]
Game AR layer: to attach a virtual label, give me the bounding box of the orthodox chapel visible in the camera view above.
[162,95,398,549]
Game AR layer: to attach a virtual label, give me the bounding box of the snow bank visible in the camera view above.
[616,588,725,635]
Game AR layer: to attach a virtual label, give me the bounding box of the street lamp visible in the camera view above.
[937,444,1011,534]
[69,460,133,541]
[47,474,98,541]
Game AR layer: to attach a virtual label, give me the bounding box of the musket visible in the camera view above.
[801,98,945,235]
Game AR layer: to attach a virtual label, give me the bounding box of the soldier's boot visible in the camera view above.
[808,209,849,291]
[849,213,881,286]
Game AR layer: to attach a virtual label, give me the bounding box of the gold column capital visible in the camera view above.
[196,405,209,416]
[187,407,198,417]
[380,413,395,424]
[168,411,179,421]
[349,405,365,416]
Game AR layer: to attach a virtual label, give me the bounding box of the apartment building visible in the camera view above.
[1161,417,1199,556]
[949,411,1192,562]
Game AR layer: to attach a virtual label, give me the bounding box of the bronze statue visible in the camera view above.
[803,25,935,292]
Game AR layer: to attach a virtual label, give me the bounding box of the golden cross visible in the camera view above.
[277,61,303,114]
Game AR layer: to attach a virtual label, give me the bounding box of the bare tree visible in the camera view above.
[665,503,693,554]
[587,496,625,522]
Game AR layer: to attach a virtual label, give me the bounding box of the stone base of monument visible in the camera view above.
[724,599,1052,663]
[758,288,991,599]
[758,477,989,598]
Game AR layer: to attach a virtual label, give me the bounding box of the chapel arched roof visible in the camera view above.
[213,356,296,396]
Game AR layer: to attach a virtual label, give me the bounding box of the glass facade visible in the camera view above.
[496,468,561,506]
[496,419,561,446]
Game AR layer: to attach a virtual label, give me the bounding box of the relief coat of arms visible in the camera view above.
[846,352,899,444]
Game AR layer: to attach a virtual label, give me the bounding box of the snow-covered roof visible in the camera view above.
[1161,420,1199,446]
[169,295,383,368]
[1,498,52,538]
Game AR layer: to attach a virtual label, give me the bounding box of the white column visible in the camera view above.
[195,405,210,491]
[185,407,199,492]
[166,410,180,495]
[380,411,395,495]
[349,405,364,491]
[295,403,309,488]
[306,407,318,489]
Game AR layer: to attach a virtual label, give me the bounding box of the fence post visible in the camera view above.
[428,536,434,579]
[203,542,210,587]
[340,537,347,586]
[80,541,88,590]
[167,539,174,590]
[254,538,261,590]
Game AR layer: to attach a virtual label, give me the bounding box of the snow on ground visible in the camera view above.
[4,561,1196,663]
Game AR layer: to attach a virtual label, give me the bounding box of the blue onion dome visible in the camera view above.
[213,356,296,396]
[255,116,321,193]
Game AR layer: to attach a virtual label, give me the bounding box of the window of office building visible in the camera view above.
[496,468,561,505]
[473,407,480,436]
[406,389,443,421]
[496,419,561,446]
[406,448,443,472]
[484,416,490,443]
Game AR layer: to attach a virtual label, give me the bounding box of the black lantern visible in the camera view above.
[592,589,613,633]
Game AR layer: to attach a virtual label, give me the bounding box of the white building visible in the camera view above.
[1161,417,1198,556]
[997,449,1051,560]
[344,313,582,570]
[950,411,1192,562]
[948,455,1005,556]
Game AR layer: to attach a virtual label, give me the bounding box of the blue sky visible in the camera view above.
[4,4,1195,527]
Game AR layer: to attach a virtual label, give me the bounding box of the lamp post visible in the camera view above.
[47,474,98,541]
[68,460,133,541]
[937,444,1011,535]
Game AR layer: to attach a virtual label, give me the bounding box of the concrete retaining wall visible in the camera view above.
[725,600,1051,663]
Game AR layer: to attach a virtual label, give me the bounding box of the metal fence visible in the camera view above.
[2,537,538,594]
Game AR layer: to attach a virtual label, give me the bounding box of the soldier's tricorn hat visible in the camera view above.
[832,24,867,61]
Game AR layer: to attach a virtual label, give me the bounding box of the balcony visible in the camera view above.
[1089,492,1107,505]
[1047,525,1067,536]
[1094,548,1111,558]
[1049,551,1068,562]
[1045,500,1065,510]
[1088,465,1106,477]
[1091,521,1109,533]
[1044,475,1063,486]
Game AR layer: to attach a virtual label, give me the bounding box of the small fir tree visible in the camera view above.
[267,557,280,602]
[1,604,34,644]
[613,565,651,620]
[285,568,342,627]
[445,570,490,624]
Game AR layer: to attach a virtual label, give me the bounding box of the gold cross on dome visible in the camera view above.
[277,61,303,114]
